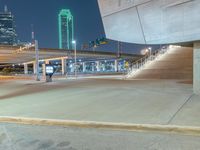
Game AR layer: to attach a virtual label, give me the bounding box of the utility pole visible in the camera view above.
[35,40,40,81]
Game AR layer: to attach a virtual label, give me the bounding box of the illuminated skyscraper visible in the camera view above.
[58,9,74,49]
[0,5,17,45]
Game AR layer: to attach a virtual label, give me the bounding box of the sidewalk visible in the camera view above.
[0,78,198,126]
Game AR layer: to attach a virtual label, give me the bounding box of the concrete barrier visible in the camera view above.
[0,116,200,136]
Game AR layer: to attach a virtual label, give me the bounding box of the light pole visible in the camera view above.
[72,40,77,78]
[148,47,152,56]
[35,40,40,81]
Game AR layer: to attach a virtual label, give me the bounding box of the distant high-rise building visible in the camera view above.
[0,5,17,45]
[58,9,74,49]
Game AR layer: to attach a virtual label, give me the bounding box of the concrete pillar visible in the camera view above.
[61,58,67,75]
[45,60,50,65]
[92,64,95,72]
[42,63,46,77]
[33,62,36,74]
[24,63,28,75]
[114,59,118,72]
[42,60,50,77]
[82,62,86,72]
[194,42,200,95]
[96,61,100,72]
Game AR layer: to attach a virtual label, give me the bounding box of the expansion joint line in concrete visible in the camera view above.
[2,126,17,150]
[167,94,194,125]
[136,6,147,45]
[0,117,200,137]
[102,0,152,18]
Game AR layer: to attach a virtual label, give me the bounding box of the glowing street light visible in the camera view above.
[148,47,152,56]
[141,47,152,56]
[13,43,35,54]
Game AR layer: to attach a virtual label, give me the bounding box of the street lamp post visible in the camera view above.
[72,40,77,78]
[35,40,40,81]
[148,47,152,60]
[148,47,152,56]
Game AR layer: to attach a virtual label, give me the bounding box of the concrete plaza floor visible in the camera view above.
[0,77,200,149]
[0,77,199,126]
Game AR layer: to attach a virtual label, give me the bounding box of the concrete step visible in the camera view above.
[130,47,193,80]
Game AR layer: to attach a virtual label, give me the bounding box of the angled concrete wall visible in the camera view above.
[98,0,200,44]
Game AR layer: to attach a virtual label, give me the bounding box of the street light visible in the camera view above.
[148,47,152,56]
[72,40,77,78]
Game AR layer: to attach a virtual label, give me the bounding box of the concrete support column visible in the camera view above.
[33,62,36,74]
[42,60,50,77]
[96,61,100,72]
[24,63,28,75]
[45,60,50,65]
[61,58,67,75]
[82,62,86,73]
[194,42,200,95]
[42,63,46,77]
[114,59,118,72]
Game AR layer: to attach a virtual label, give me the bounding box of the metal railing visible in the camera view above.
[126,46,170,78]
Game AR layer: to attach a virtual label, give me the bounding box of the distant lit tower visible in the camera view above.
[0,5,17,45]
[58,9,74,49]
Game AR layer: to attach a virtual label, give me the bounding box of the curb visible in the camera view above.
[0,117,200,136]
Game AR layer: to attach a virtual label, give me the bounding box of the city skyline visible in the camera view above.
[0,5,17,45]
[0,0,105,50]
[0,0,157,54]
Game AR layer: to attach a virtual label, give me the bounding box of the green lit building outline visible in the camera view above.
[58,9,74,49]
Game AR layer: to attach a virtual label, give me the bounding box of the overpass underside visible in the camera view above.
[98,0,200,45]
[98,0,200,94]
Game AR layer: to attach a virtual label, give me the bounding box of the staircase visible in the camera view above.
[126,45,193,80]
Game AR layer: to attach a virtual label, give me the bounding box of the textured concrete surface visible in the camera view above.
[0,78,200,149]
[193,42,200,94]
[0,123,200,150]
[170,94,200,126]
[98,0,200,44]
[0,78,198,126]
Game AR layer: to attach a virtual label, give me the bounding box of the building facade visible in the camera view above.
[98,0,200,45]
[58,9,74,49]
[0,6,17,45]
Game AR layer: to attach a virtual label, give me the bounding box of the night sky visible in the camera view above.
[0,0,159,54]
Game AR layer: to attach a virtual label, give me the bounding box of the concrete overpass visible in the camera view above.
[0,45,140,64]
[0,45,141,76]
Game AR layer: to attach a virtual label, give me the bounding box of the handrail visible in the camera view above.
[126,46,170,78]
